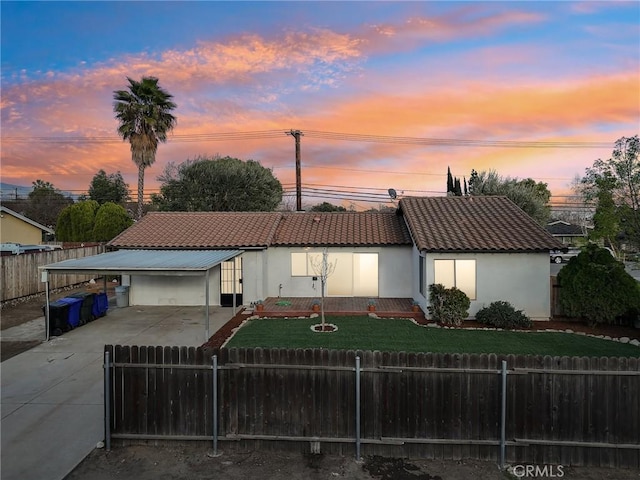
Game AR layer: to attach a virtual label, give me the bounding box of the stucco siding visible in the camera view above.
[262,246,413,299]
[0,215,43,244]
[128,269,222,306]
[425,252,551,320]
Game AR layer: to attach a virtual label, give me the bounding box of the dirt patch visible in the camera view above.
[63,446,640,480]
[63,447,504,480]
[1,340,42,362]
[428,319,640,341]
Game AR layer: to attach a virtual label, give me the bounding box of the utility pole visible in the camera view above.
[287,129,303,211]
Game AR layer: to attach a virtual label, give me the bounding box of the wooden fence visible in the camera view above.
[104,346,640,469]
[0,246,104,301]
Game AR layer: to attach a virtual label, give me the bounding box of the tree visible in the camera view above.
[24,179,73,228]
[467,169,551,224]
[113,76,177,220]
[57,201,132,242]
[152,155,283,211]
[589,174,620,256]
[87,170,130,205]
[309,202,347,212]
[557,243,640,326]
[446,166,463,196]
[56,200,100,241]
[309,249,337,331]
[93,202,134,241]
[446,166,454,194]
[580,135,640,251]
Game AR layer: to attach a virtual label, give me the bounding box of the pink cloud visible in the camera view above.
[1,14,637,207]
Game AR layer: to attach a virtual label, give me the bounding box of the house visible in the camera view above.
[0,206,54,245]
[400,196,563,320]
[546,220,589,246]
[100,196,561,320]
[107,211,413,308]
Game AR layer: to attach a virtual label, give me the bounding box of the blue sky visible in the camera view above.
[1,1,639,209]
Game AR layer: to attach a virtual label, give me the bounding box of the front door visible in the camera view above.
[220,256,243,306]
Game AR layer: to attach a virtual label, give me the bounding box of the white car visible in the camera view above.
[550,248,581,264]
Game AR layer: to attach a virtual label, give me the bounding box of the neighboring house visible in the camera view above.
[546,220,589,246]
[102,196,561,320]
[0,206,54,245]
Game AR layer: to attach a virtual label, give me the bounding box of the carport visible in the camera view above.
[39,249,242,341]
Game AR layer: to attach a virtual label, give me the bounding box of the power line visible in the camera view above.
[2,129,614,148]
[302,130,612,149]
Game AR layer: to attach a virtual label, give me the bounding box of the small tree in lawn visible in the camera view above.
[309,248,337,331]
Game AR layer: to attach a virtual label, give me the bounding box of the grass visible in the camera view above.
[226,316,640,357]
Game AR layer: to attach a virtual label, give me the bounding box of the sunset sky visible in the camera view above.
[2,1,639,210]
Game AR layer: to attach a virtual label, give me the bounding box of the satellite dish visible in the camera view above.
[388,188,397,200]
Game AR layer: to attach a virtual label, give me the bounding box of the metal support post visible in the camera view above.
[500,360,507,468]
[205,273,210,341]
[213,355,218,455]
[355,355,361,461]
[104,350,111,451]
[44,278,50,342]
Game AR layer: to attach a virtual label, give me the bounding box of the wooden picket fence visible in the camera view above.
[0,246,104,301]
[104,346,640,469]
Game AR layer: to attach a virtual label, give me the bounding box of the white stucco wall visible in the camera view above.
[260,246,413,300]
[424,252,551,320]
[128,269,222,306]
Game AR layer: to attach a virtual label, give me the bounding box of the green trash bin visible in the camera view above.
[115,286,130,307]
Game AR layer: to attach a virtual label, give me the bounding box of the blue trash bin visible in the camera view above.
[58,297,83,329]
[66,292,96,324]
[93,292,109,317]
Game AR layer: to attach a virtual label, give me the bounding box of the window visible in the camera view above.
[291,252,321,276]
[290,252,378,296]
[291,252,308,276]
[433,259,476,300]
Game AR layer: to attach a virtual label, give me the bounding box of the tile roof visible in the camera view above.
[272,212,412,246]
[546,220,588,236]
[108,211,411,249]
[399,196,563,252]
[108,212,282,249]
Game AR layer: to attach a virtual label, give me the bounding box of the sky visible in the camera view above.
[1,1,639,210]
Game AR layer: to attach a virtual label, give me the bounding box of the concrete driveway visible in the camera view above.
[0,303,236,480]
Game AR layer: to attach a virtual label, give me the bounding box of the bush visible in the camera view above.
[427,283,470,326]
[557,243,640,326]
[475,301,532,329]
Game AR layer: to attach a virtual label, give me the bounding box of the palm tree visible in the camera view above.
[113,77,177,220]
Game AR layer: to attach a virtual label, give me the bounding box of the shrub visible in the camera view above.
[475,301,532,329]
[557,243,640,326]
[427,283,470,326]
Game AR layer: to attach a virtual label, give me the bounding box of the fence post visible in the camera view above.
[104,350,111,452]
[355,355,361,461]
[500,359,507,469]
[212,355,218,455]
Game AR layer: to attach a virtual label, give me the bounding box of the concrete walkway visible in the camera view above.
[0,303,237,480]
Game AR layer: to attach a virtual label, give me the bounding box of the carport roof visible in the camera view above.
[40,249,242,276]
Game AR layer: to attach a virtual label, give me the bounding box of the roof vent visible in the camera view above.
[313,216,321,223]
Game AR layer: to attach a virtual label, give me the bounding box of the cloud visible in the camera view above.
[358,6,545,54]
[1,10,637,205]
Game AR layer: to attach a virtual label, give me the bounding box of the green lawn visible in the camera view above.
[226,316,640,357]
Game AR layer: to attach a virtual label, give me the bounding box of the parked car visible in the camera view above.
[0,243,59,255]
[550,247,581,264]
